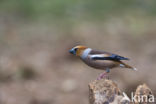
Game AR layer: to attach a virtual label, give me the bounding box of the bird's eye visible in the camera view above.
[74,48,78,51]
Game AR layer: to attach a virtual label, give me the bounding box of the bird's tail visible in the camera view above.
[119,61,137,71]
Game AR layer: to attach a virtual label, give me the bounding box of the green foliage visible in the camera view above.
[0,0,156,21]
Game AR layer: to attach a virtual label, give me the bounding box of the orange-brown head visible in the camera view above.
[69,45,87,56]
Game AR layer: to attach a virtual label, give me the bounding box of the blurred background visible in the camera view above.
[0,0,156,104]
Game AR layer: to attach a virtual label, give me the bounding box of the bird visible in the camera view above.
[69,45,137,80]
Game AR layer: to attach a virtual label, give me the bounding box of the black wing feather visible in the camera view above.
[92,54,129,61]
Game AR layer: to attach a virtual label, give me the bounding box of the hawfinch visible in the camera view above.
[69,45,137,80]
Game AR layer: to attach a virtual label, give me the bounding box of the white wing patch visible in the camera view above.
[90,54,110,59]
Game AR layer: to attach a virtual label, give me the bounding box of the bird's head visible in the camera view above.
[69,45,87,56]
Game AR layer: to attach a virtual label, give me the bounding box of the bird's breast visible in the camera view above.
[82,57,119,70]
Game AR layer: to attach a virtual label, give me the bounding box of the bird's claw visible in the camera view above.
[97,72,109,80]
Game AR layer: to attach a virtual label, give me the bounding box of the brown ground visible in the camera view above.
[0,15,156,104]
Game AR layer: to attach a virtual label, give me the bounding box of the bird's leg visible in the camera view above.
[97,68,110,80]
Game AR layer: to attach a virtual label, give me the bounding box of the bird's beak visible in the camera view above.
[69,48,76,55]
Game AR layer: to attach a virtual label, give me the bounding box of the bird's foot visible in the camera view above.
[97,72,109,80]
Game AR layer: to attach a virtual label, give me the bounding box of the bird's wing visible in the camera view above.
[89,50,129,61]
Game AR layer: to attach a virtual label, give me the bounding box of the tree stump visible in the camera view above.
[89,79,155,104]
[134,84,155,104]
